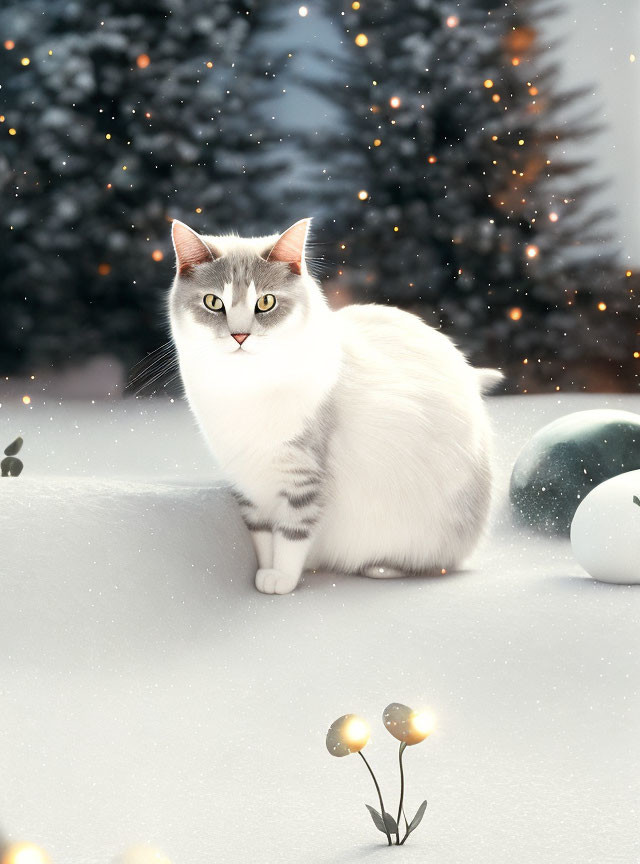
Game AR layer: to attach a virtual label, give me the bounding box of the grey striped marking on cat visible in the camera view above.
[274,397,335,541]
[230,397,335,542]
[229,489,270,532]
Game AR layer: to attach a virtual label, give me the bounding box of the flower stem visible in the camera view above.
[358,751,392,846]
[396,742,407,844]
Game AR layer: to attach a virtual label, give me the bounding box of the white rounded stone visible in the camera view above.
[570,469,640,584]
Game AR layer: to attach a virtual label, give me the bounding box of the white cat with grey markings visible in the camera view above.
[169,218,501,594]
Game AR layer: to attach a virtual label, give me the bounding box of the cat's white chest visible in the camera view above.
[180,358,329,504]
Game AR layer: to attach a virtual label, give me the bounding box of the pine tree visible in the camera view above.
[312,0,637,391]
[0,0,284,378]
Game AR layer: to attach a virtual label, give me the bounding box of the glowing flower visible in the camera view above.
[1,844,50,864]
[382,703,435,745]
[326,713,370,756]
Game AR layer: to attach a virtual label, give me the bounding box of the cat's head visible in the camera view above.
[169,218,322,358]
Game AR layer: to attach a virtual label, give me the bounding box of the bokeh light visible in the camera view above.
[1,842,49,864]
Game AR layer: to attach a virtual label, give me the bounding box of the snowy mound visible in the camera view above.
[0,395,638,863]
[1,478,254,665]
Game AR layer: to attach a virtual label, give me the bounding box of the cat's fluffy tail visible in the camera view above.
[476,368,504,394]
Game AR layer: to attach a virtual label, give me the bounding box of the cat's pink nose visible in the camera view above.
[232,333,249,345]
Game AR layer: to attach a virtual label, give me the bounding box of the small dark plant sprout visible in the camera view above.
[327,702,435,846]
[1,437,24,477]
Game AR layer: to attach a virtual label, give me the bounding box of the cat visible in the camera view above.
[169,218,502,594]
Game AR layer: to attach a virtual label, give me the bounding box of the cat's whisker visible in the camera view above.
[127,341,173,373]
[130,357,180,397]
[129,347,175,380]
[126,345,176,389]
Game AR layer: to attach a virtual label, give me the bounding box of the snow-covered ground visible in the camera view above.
[1,393,639,864]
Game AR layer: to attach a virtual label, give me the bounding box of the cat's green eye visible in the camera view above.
[256,293,276,313]
[203,294,224,312]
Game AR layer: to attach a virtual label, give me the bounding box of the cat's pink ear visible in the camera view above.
[172,220,215,275]
[266,218,311,276]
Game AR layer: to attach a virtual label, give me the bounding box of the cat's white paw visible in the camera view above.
[255,568,299,595]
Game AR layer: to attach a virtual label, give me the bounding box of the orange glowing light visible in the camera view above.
[598,302,607,311]
[145,112,152,118]
[206,61,213,68]
[358,190,368,201]
[4,40,15,50]
[352,1,361,7]
[526,245,539,259]
[389,96,401,108]
[509,307,523,321]
[484,79,494,88]
[195,207,202,214]
[106,183,112,189]
[8,128,16,135]
[20,57,30,66]
[136,54,150,69]
[446,15,459,27]
[98,263,111,276]
[512,57,521,66]
[634,352,640,359]
[492,94,501,102]
[428,155,437,164]
[355,33,368,47]
[373,138,381,146]
[22,395,31,405]
[626,270,632,277]
[151,249,164,262]
[2,842,51,864]
[529,86,538,96]
[549,212,559,222]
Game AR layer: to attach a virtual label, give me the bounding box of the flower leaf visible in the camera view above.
[365,805,397,835]
[383,811,398,835]
[405,800,428,837]
[365,804,386,834]
[1,456,23,477]
[4,437,23,457]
